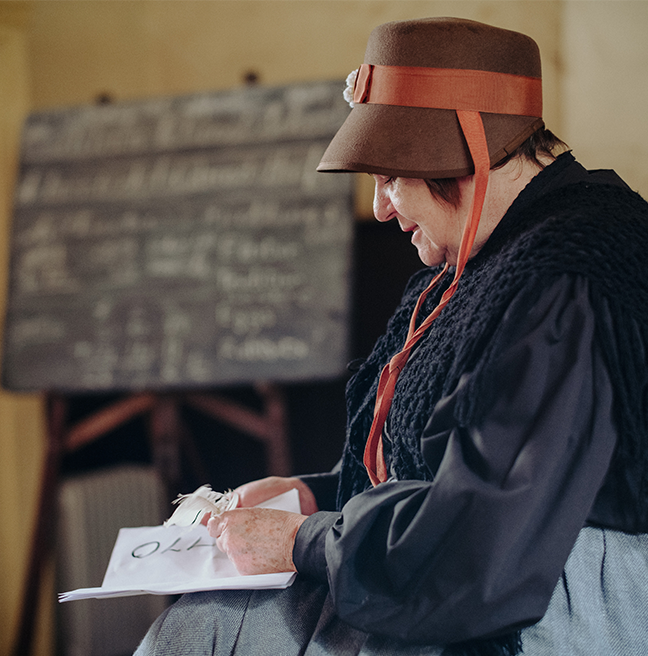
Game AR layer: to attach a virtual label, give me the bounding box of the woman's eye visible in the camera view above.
[371,174,396,187]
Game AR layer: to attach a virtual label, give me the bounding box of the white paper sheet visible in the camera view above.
[59,488,300,602]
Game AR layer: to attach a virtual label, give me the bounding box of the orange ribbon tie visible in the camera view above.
[363,109,491,486]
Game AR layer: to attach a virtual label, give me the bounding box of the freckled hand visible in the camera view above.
[208,507,307,575]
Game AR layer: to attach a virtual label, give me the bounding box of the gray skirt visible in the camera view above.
[134,527,648,655]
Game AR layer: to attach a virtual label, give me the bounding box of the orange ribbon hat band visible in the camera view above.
[353,64,542,117]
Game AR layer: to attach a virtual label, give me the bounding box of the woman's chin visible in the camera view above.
[415,248,444,267]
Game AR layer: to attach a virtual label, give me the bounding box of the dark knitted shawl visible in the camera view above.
[337,157,648,655]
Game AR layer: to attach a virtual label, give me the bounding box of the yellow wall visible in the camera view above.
[1,2,647,655]
[25,0,563,117]
[0,4,51,656]
[561,0,648,194]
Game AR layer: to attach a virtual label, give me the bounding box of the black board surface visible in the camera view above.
[3,80,353,392]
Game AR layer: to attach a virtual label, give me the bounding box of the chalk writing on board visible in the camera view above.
[3,80,353,392]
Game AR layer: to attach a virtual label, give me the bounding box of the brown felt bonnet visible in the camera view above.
[317,17,544,179]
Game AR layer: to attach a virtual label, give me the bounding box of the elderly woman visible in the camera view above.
[136,17,648,656]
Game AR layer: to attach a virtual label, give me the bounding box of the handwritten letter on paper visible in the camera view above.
[59,488,299,601]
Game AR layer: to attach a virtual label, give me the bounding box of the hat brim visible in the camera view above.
[317,103,543,179]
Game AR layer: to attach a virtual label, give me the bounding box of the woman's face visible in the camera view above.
[372,175,471,267]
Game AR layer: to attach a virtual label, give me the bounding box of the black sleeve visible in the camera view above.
[310,275,618,644]
[297,459,341,512]
[293,464,342,581]
[293,510,341,581]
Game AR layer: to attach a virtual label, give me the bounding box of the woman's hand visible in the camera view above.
[207,508,307,575]
[234,476,319,515]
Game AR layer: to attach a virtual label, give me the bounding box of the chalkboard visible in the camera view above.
[2,80,354,392]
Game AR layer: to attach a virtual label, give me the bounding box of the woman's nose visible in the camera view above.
[373,183,394,223]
